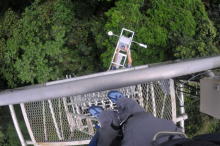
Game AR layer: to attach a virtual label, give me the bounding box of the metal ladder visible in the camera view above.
[108,28,134,70]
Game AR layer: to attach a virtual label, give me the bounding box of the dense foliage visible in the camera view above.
[1,0,219,88]
[185,96,220,137]
[0,0,103,88]
[0,0,219,145]
[97,0,220,67]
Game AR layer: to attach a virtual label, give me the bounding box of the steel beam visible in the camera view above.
[169,79,177,123]
[1,55,220,106]
[36,140,90,146]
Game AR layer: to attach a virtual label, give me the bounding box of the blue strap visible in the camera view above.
[89,131,99,146]
[95,123,100,129]
[89,123,100,146]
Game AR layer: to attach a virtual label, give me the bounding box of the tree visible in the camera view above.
[184,93,220,137]
[0,9,19,87]
[94,0,164,68]
[94,0,219,69]
[0,105,30,146]
[0,0,34,15]
[174,17,219,59]
[1,0,102,88]
[0,0,220,143]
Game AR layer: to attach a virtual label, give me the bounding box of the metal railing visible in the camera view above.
[21,80,176,145]
[3,55,220,145]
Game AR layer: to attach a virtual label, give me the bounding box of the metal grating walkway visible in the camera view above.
[22,80,175,143]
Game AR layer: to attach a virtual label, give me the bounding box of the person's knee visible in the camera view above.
[99,111,120,127]
[116,97,133,109]
[117,98,143,111]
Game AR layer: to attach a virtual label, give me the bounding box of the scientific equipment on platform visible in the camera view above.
[200,76,220,119]
[108,28,147,70]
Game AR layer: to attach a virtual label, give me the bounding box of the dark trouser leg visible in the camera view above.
[116,97,181,146]
[116,97,145,121]
[97,110,120,146]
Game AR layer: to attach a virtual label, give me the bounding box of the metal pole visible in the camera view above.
[1,55,220,106]
[145,83,149,112]
[176,114,188,122]
[150,82,157,117]
[0,65,149,94]
[160,94,166,118]
[26,140,34,145]
[35,140,91,146]
[48,100,62,140]
[58,98,64,140]
[137,84,144,107]
[20,103,37,145]
[42,101,48,141]
[179,83,186,132]
[9,105,27,146]
[169,79,177,123]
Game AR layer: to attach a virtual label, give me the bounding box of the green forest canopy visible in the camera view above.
[0,0,219,88]
[0,0,219,145]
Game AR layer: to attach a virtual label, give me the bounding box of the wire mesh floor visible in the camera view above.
[22,80,174,142]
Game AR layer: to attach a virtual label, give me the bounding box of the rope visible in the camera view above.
[175,70,211,104]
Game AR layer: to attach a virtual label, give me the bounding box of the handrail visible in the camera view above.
[0,55,220,106]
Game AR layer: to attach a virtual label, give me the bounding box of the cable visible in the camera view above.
[186,70,211,83]
[175,70,211,105]
[175,80,199,90]
[176,90,200,98]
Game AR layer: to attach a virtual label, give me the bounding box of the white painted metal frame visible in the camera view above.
[35,140,90,146]
[58,98,64,140]
[109,28,134,70]
[48,100,62,140]
[170,79,177,123]
[62,97,75,136]
[179,83,186,132]
[9,105,27,146]
[42,101,48,141]
[64,75,77,138]
[150,82,157,117]
[20,103,37,145]
[145,83,149,112]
